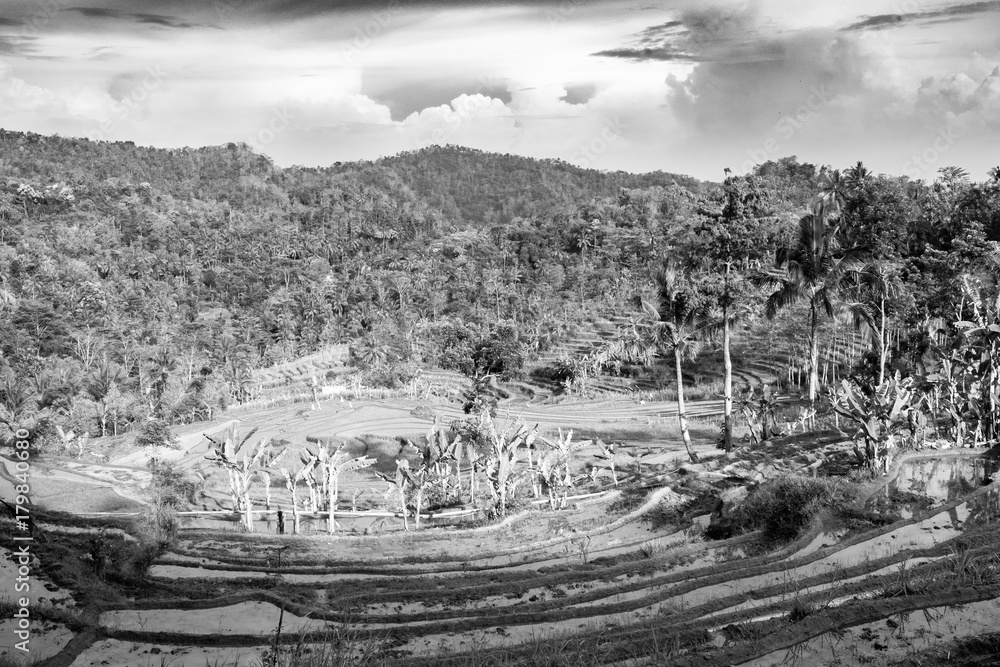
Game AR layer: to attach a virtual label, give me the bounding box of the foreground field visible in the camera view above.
[1,394,999,667]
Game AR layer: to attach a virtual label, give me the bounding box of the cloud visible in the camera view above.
[916,66,1000,129]
[401,93,520,152]
[562,83,597,105]
[361,71,512,121]
[67,7,211,29]
[0,35,36,56]
[595,2,767,64]
[843,1,1000,31]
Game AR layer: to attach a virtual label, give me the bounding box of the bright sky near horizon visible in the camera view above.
[0,0,998,180]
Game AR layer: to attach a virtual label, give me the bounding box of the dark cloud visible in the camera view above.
[593,46,698,62]
[561,83,597,105]
[842,1,1000,31]
[595,3,761,64]
[0,17,25,26]
[67,7,211,29]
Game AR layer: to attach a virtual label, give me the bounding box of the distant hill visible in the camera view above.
[345,144,709,225]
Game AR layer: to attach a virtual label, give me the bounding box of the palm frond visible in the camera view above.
[765,280,805,320]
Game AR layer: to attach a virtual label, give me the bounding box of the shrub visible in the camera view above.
[147,457,198,505]
[725,476,856,542]
[135,418,178,449]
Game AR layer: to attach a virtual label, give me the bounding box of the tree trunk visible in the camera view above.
[878,293,887,386]
[809,300,820,403]
[722,269,733,452]
[291,487,300,535]
[399,486,409,531]
[674,344,699,463]
[327,471,337,534]
[243,485,254,532]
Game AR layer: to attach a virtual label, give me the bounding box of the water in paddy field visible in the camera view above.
[179,510,476,534]
[890,456,999,503]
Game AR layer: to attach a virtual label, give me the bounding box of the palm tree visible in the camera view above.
[844,161,871,195]
[856,261,902,385]
[759,207,872,403]
[817,168,849,221]
[606,260,715,463]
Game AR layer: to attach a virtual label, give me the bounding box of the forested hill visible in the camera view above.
[3,127,996,453]
[354,145,707,225]
[0,132,705,227]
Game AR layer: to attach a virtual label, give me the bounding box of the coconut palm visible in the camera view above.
[844,161,871,195]
[759,208,873,402]
[817,168,849,221]
[606,260,716,463]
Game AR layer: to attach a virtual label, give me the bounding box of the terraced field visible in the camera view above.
[3,388,998,667]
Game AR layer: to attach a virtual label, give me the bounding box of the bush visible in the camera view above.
[472,323,525,381]
[723,476,856,542]
[135,418,178,449]
[147,457,198,506]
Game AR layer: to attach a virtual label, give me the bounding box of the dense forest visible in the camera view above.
[0,129,998,452]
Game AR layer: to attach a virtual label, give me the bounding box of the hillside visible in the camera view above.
[1,128,997,455]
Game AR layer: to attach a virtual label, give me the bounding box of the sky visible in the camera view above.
[0,0,998,180]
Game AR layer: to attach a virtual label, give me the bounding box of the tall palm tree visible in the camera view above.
[844,161,871,196]
[817,168,849,221]
[759,207,872,402]
[856,261,902,385]
[605,260,716,463]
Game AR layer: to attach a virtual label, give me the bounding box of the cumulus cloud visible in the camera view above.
[401,94,520,152]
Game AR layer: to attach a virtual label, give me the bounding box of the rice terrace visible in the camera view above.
[3,2,1000,665]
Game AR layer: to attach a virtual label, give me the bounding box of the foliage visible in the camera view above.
[833,373,919,473]
[204,425,286,532]
[481,413,538,518]
[146,457,198,507]
[735,383,781,446]
[723,476,855,542]
[134,418,178,449]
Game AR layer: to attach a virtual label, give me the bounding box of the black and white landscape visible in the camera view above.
[1,2,999,666]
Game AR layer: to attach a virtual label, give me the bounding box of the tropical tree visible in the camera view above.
[604,260,716,462]
[278,456,316,534]
[758,207,872,402]
[204,426,286,532]
[481,413,537,517]
[696,173,776,450]
[307,443,376,533]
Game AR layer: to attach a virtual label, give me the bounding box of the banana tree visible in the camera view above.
[833,373,919,474]
[465,440,483,505]
[593,439,620,486]
[483,413,537,518]
[395,459,433,529]
[278,456,316,534]
[376,461,410,530]
[205,428,286,532]
[736,383,781,446]
[311,444,376,534]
